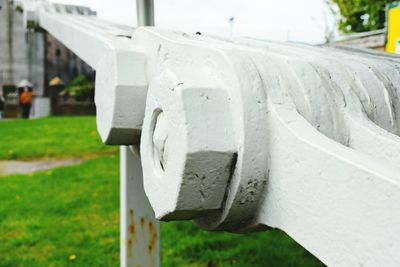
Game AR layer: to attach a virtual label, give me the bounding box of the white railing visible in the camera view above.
[16,1,400,266]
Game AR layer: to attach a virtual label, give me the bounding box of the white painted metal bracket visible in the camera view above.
[135,29,400,266]
[17,1,400,266]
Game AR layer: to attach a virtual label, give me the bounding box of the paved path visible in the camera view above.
[0,159,84,175]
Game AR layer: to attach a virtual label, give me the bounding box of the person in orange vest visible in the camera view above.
[20,87,38,119]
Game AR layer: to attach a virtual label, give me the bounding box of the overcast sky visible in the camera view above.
[51,0,338,44]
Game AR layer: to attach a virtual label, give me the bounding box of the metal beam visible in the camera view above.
[15,1,400,266]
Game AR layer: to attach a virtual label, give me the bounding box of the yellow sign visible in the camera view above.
[386,4,400,53]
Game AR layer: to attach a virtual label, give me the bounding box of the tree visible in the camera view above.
[328,0,394,33]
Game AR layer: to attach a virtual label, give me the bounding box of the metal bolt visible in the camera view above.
[141,71,236,220]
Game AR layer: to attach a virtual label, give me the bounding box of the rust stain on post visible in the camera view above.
[140,217,145,228]
[128,239,133,258]
[128,209,137,258]
[147,221,158,255]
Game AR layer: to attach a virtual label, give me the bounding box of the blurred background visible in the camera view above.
[0,0,399,266]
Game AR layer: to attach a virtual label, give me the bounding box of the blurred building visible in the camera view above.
[0,0,94,97]
[0,0,45,94]
[46,34,95,94]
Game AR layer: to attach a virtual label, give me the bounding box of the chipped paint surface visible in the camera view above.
[147,221,158,255]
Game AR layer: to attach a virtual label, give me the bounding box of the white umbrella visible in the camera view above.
[17,79,33,88]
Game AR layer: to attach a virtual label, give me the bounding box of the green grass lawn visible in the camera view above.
[162,222,324,267]
[0,116,325,266]
[0,116,117,160]
[0,156,120,267]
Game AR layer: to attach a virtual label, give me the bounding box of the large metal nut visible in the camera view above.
[95,48,148,145]
[141,70,236,220]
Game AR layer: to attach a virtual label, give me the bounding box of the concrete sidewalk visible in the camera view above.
[0,158,84,175]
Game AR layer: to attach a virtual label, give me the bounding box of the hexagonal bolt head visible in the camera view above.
[141,70,236,220]
[95,49,148,145]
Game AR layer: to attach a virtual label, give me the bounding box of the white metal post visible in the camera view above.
[121,1,158,266]
[136,0,154,27]
[120,147,160,267]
